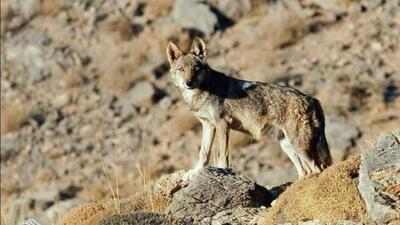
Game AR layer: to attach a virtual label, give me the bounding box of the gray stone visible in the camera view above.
[158,96,173,109]
[358,129,400,223]
[128,81,156,107]
[165,167,273,224]
[11,0,41,19]
[325,116,360,162]
[172,0,218,35]
[5,31,52,83]
[0,136,18,162]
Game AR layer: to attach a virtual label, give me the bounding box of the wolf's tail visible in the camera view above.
[317,131,332,169]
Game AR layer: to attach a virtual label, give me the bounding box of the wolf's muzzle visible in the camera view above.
[186,80,195,89]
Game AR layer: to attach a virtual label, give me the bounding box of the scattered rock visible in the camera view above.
[1,100,30,134]
[172,0,218,35]
[325,116,360,162]
[11,0,41,19]
[358,129,400,223]
[51,93,71,108]
[0,136,19,161]
[165,167,273,224]
[5,31,52,83]
[128,81,156,108]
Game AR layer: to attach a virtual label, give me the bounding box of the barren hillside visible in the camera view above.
[1,0,399,224]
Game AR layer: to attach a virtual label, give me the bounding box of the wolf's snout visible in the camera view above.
[186,80,195,89]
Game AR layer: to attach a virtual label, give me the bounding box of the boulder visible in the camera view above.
[160,167,274,224]
[358,129,400,223]
[172,0,218,35]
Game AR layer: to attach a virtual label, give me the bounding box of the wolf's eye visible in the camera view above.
[177,67,184,72]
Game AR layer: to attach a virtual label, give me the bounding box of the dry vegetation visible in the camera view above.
[57,191,170,225]
[260,156,366,224]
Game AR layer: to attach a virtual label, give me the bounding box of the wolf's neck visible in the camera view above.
[199,68,232,98]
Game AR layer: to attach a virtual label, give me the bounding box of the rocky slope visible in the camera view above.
[1,0,399,224]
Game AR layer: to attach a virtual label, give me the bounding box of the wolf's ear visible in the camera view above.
[190,37,207,60]
[167,41,183,64]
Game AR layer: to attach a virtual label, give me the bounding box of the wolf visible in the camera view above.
[166,37,332,180]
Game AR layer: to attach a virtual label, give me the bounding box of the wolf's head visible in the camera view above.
[166,37,208,90]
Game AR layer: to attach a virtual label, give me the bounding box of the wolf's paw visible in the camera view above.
[181,168,201,182]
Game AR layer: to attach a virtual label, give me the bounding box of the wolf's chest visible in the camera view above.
[180,89,210,112]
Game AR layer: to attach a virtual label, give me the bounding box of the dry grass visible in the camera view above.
[57,192,171,225]
[260,155,366,225]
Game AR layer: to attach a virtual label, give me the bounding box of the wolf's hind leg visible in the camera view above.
[279,137,305,177]
[279,129,321,177]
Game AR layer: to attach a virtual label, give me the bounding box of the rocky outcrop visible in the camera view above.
[358,129,400,223]
[156,167,273,225]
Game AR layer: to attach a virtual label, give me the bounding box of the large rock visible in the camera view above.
[160,167,273,224]
[358,129,400,223]
[172,0,218,35]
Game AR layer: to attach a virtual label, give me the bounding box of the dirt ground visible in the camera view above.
[1,0,399,224]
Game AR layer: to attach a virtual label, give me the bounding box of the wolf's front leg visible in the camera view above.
[216,121,230,168]
[182,121,215,181]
